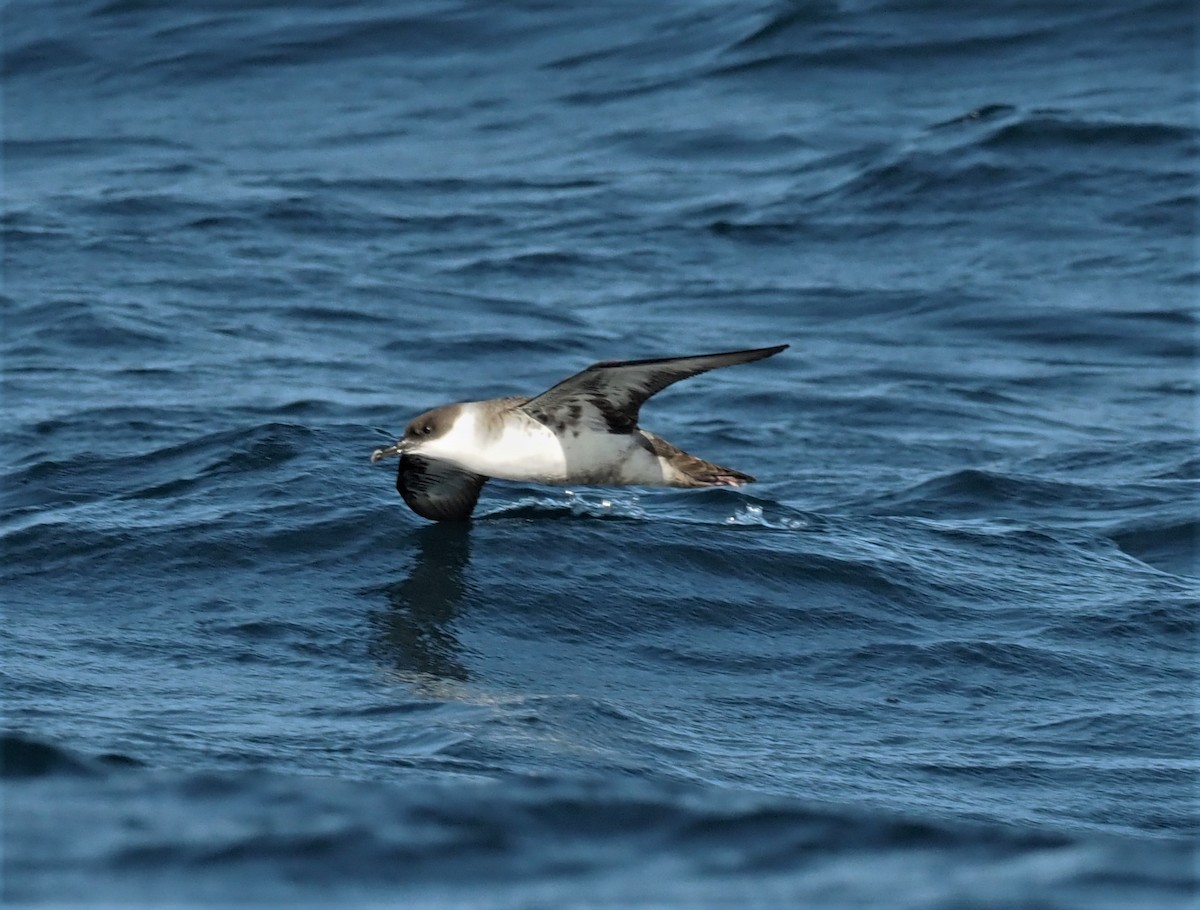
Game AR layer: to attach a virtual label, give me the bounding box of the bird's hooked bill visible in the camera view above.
[370,441,405,463]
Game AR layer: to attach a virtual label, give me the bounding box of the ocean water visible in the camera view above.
[2,0,1197,906]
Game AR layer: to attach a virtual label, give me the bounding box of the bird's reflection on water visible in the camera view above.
[367,523,473,681]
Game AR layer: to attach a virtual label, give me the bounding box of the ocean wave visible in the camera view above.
[981,116,1195,152]
[0,732,142,779]
[1110,519,1200,578]
[4,741,1193,906]
[853,468,1170,519]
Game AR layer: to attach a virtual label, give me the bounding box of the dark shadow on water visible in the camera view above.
[367,523,474,681]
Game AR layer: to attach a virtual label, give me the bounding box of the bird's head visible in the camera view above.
[370,404,465,463]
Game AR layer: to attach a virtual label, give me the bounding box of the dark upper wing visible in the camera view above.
[519,345,787,434]
[397,455,487,522]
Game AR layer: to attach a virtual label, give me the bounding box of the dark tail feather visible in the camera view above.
[641,431,757,488]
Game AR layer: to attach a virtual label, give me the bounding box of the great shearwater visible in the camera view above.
[371,344,787,521]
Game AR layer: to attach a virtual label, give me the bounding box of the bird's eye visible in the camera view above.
[422,425,432,436]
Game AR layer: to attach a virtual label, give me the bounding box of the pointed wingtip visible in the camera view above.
[725,343,788,358]
[590,344,789,371]
[735,343,788,362]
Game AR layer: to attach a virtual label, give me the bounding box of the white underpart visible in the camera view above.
[417,403,670,485]
[474,411,568,481]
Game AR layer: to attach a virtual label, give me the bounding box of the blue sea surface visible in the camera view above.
[2,0,1197,906]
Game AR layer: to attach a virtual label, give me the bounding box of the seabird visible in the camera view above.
[371,344,787,521]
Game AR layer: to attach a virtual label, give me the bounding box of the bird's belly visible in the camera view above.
[467,425,667,486]
[465,422,569,483]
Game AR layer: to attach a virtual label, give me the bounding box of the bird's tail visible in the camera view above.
[640,431,756,488]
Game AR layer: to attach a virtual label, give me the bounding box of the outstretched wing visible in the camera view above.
[397,455,487,522]
[519,345,787,434]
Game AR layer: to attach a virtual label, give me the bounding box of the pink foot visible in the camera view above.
[708,474,749,487]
